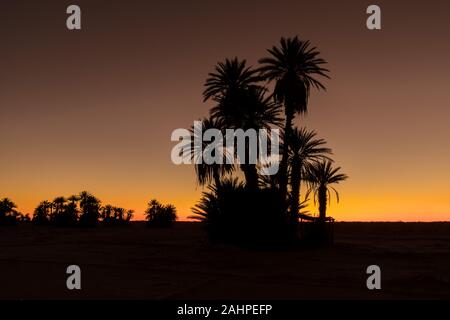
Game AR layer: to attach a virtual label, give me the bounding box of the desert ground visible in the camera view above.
[0,222,449,299]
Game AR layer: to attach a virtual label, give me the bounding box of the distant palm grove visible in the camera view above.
[1,36,347,247]
[0,193,177,228]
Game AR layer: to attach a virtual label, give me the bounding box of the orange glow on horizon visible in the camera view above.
[4,187,450,223]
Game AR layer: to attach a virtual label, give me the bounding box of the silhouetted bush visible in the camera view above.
[145,199,177,228]
[191,179,295,247]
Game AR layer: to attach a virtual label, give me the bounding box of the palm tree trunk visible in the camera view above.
[240,138,258,190]
[318,185,327,221]
[290,159,301,219]
[241,164,258,190]
[279,111,293,202]
[213,167,222,188]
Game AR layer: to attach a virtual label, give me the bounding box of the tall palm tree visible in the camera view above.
[304,160,348,221]
[259,36,330,200]
[288,128,332,217]
[204,58,276,190]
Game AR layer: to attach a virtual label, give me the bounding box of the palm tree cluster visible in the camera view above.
[190,36,348,245]
[145,199,177,228]
[0,198,29,226]
[100,204,134,226]
[32,191,134,227]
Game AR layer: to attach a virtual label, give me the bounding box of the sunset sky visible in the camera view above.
[1,0,449,221]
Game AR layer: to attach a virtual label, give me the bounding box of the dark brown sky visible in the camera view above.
[1,0,450,220]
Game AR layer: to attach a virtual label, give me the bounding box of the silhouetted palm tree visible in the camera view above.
[213,87,281,189]
[78,191,101,227]
[203,58,261,103]
[190,177,245,222]
[184,117,234,187]
[48,201,54,219]
[211,86,281,130]
[145,199,160,219]
[288,128,332,218]
[125,209,134,222]
[68,195,79,205]
[19,213,31,223]
[0,198,19,225]
[259,173,279,191]
[100,204,133,226]
[204,58,271,189]
[206,62,281,189]
[145,199,177,227]
[101,204,114,222]
[304,160,348,221]
[48,196,80,226]
[52,196,66,216]
[64,201,79,225]
[259,36,329,200]
[33,200,51,225]
[189,190,218,222]
[0,198,17,215]
[115,207,125,221]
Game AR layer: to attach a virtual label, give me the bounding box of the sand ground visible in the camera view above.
[0,222,449,299]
